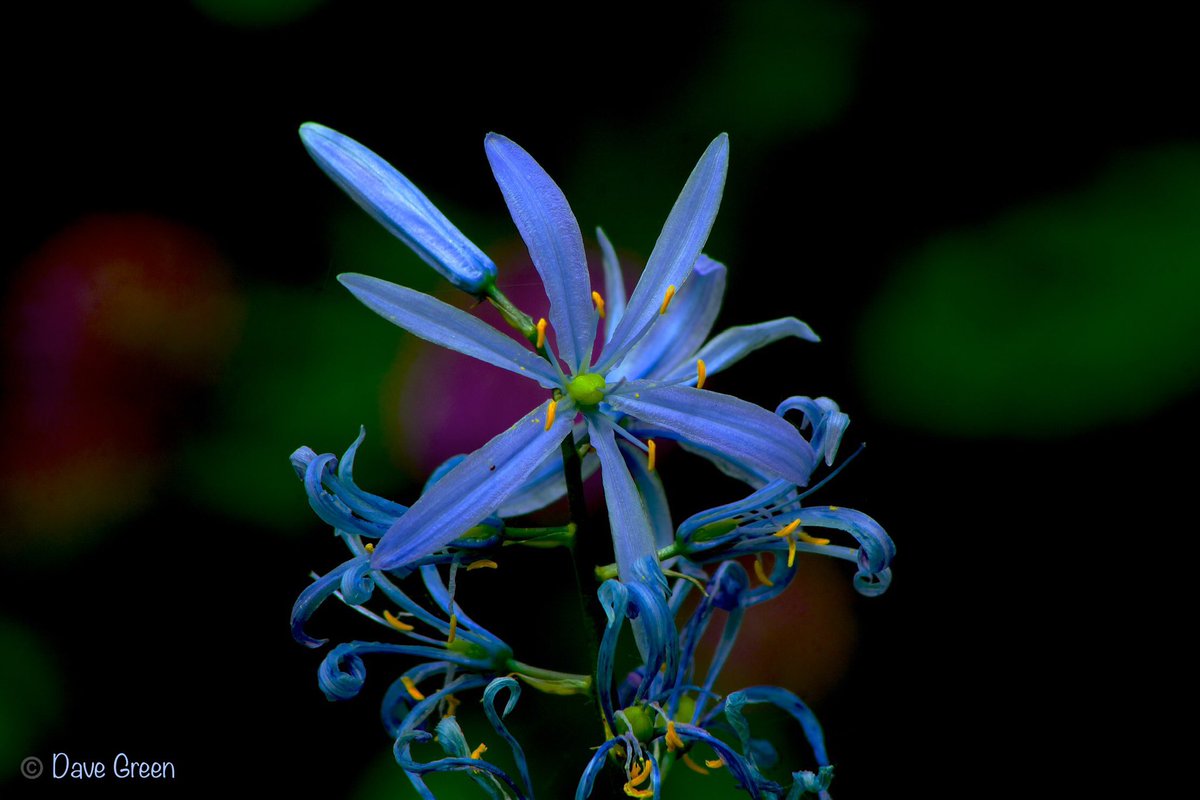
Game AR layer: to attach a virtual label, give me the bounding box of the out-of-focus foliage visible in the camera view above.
[0,620,61,780]
[192,0,327,27]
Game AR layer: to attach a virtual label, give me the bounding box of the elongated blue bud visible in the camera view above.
[299,122,497,295]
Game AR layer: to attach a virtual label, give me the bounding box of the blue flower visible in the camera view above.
[305,126,828,587]
[579,562,837,800]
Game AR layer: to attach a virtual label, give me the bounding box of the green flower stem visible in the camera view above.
[505,659,592,696]
[503,524,576,549]
[594,542,685,581]
[484,283,537,345]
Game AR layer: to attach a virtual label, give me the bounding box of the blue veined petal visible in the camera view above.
[318,641,486,702]
[372,399,577,570]
[498,421,598,517]
[382,662,453,736]
[573,737,625,800]
[614,255,727,383]
[291,554,370,647]
[617,439,673,552]
[338,273,560,389]
[659,317,820,384]
[777,396,849,467]
[672,722,778,799]
[596,227,627,343]
[482,678,535,799]
[485,134,594,373]
[299,123,496,295]
[607,382,817,487]
[595,134,730,372]
[587,415,659,583]
[723,686,831,768]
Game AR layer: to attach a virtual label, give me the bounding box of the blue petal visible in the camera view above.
[660,317,819,383]
[607,382,817,487]
[482,678,535,799]
[486,134,594,373]
[672,722,776,798]
[573,738,625,800]
[724,686,830,767]
[596,134,730,372]
[586,416,659,583]
[615,255,727,382]
[596,227,627,343]
[299,123,496,295]
[338,273,560,389]
[498,421,598,517]
[291,555,370,647]
[372,399,576,570]
[776,396,849,467]
[617,439,674,552]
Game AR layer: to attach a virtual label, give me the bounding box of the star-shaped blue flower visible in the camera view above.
[301,124,823,586]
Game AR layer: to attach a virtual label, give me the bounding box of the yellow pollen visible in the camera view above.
[592,290,606,318]
[447,613,458,644]
[798,530,831,546]
[470,742,488,760]
[545,400,557,432]
[774,519,802,538]
[628,759,651,787]
[401,676,425,701]
[384,609,415,632]
[536,317,547,349]
[364,542,375,553]
[696,358,707,390]
[704,757,726,769]
[829,505,840,511]
[659,284,676,314]
[665,720,686,752]
[787,537,797,568]
[466,559,498,571]
[682,753,710,775]
[624,785,654,799]
[647,439,657,472]
[753,556,775,587]
[444,694,461,717]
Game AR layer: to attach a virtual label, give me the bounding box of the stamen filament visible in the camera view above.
[592,290,606,318]
[466,559,498,571]
[659,284,676,314]
[401,676,425,701]
[647,439,657,472]
[536,317,547,350]
[545,400,557,432]
[696,358,707,390]
[383,609,415,632]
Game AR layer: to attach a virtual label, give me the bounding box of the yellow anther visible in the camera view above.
[628,759,651,787]
[470,742,488,760]
[447,613,458,644]
[787,536,797,568]
[829,505,840,511]
[704,756,726,769]
[797,530,831,546]
[384,609,415,632]
[466,559,498,571]
[696,358,707,390]
[401,676,425,701]
[535,317,548,349]
[753,556,775,587]
[444,694,461,717]
[665,720,686,752]
[774,519,802,538]
[624,785,654,799]
[545,400,557,432]
[659,284,676,314]
[364,542,375,553]
[682,753,710,775]
[647,439,657,472]
[592,290,606,318]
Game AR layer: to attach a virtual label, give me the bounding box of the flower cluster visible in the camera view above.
[290,123,895,799]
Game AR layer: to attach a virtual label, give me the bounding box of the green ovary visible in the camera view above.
[567,373,606,406]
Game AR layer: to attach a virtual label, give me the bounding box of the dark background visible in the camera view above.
[2,1,1195,797]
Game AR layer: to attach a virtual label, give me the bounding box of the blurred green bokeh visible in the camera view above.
[0,620,61,780]
[857,146,1200,436]
[192,0,327,27]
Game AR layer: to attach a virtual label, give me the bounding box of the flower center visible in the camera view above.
[567,373,606,406]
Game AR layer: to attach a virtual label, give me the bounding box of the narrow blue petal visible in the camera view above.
[573,738,624,800]
[617,439,673,552]
[498,422,598,517]
[615,255,727,382]
[660,317,819,384]
[485,134,594,372]
[291,555,369,647]
[607,382,817,487]
[372,399,576,570]
[299,123,496,295]
[596,227,627,343]
[596,133,729,372]
[596,580,629,731]
[777,396,849,467]
[586,416,659,582]
[672,722,775,798]
[725,686,830,766]
[482,678,535,799]
[339,273,559,388]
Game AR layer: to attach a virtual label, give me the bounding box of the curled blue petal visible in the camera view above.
[291,555,370,647]
[486,134,594,373]
[672,722,777,799]
[338,557,375,605]
[299,123,497,295]
[608,382,817,487]
[777,396,849,467]
[338,273,560,389]
[596,133,730,371]
[373,399,576,571]
[483,677,535,799]
[722,686,830,767]
[660,316,819,383]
